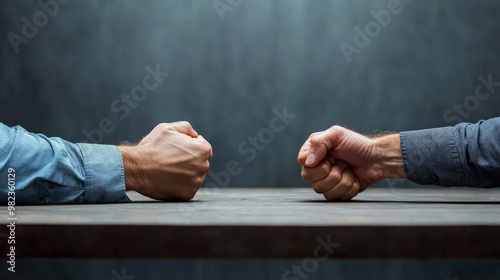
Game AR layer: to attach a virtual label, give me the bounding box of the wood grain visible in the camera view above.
[1,187,500,258]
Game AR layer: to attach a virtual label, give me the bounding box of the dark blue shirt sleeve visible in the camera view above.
[400,117,500,187]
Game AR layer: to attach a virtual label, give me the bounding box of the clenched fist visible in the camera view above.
[119,121,213,201]
[298,125,405,201]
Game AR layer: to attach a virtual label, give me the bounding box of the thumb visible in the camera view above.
[304,133,329,167]
[170,121,199,138]
[305,126,344,167]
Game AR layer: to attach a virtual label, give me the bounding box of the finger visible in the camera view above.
[359,183,369,193]
[169,121,199,138]
[326,156,337,165]
[323,166,355,201]
[305,126,347,167]
[338,177,361,201]
[311,161,346,194]
[301,160,331,183]
[298,132,324,165]
[195,135,213,159]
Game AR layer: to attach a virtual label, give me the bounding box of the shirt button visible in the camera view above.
[42,197,51,204]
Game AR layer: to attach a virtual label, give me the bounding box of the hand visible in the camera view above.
[297,125,405,201]
[119,121,213,201]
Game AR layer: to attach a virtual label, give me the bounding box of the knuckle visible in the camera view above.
[178,120,191,127]
[156,123,169,130]
[337,180,350,192]
[191,141,204,152]
[323,192,337,201]
[320,163,330,177]
[353,181,361,192]
[202,142,213,157]
[327,125,342,137]
[309,135,319,144]
[330,125,342,132]
[193,176,205,188]
[309,132,321,139]
[297,156,303,165]
[345,173,355,186]
[337,181,351,193]
[155,123,172,136]
[312,183,326,194]
[329,170,342,184]
[200,161,211,174]
[308,134,323,146]
[301,170,310,181]
[194,139,211,150]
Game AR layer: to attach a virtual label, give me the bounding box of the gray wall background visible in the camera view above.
[1,1,500,279]
[1,0,499,189]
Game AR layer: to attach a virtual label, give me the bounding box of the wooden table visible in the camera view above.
[2,186,500,259]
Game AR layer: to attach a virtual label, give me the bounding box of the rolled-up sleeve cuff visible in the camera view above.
[400,127,466,186]
[77,143,129,203]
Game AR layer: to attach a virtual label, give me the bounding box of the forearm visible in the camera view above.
[400,118,500,187]
[0,123,128,204]
[454,118,500,187]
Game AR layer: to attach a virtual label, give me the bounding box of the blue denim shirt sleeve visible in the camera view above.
[0,123,129,205]
[400,117,500,187]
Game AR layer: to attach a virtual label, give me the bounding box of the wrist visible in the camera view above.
[118,145,142,192]
[372,133,406,179]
